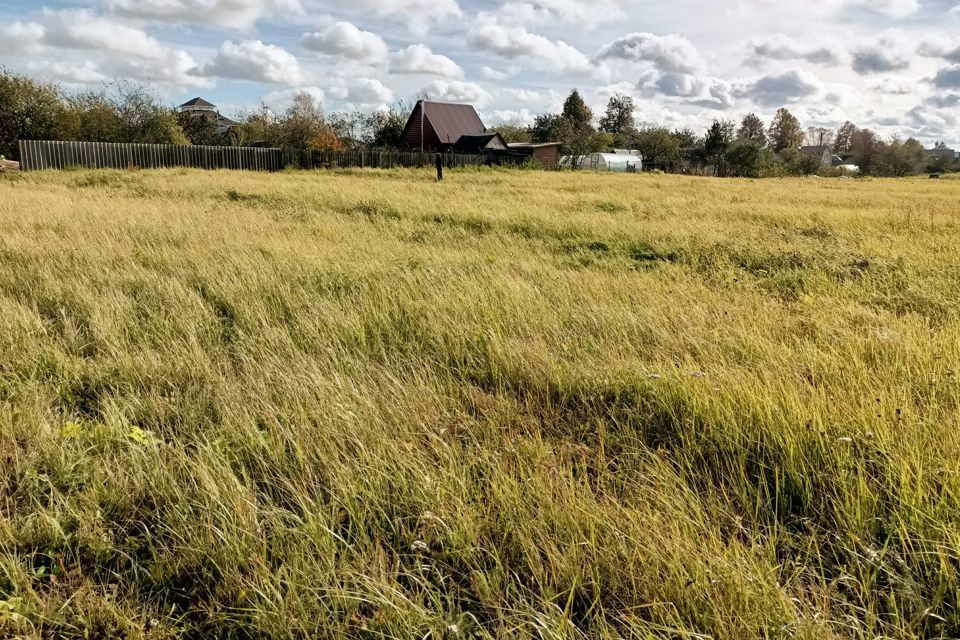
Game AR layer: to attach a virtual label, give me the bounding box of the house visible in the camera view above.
[925,147,957,162]
[402,100,488,152]
[400,100,561,167]
[179,97,241,134]
[799,145,832,166]
[507,142,562,169]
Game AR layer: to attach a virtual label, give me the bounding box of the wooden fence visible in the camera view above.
[16,140,490,173]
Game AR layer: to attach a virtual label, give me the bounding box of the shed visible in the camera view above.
[507,142,562,169]
[402,100,487,152]
[453,132,509,154]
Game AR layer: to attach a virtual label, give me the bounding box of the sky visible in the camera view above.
[2,0,960,144]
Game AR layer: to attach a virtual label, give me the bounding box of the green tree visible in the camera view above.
[834,121,857,156]
[878,137,925,177]
[177,109,222,146]
[672,128,699,149]
[737,113,767,146]
[0,70,68,159]
[774,147,822,176]
[726,139,770,177]
[634,126,681,168]
[561,89,593,130]
[850,127,881,174]
[704,118,735,175]
[767,107,804,152]
[326,111,366,148]
[363,102,409,149]
[493,124,532,143]
[107,82,187,145]
[530,113,569,145]
[64,90,122,142]
[532,96,598,159]
[598,94,636,135]
[274,91,325,150]
[235,105,277,147]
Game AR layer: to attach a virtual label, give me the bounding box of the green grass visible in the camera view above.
[1,167,959,639]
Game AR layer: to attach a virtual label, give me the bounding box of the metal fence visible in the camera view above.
[16,140,490,173]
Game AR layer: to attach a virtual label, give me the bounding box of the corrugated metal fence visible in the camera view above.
[17,140,489,172]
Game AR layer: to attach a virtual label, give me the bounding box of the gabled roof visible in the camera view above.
[422,101,486,145]
[452,132,507,153]
[508,142,561,149]
[180,97,216,109]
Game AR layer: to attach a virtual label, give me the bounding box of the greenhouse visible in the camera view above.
[560,152,643,172]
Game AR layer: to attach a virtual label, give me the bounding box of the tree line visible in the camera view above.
[0,71,407,161]
[1,70,953,177]
[496,90,952,177]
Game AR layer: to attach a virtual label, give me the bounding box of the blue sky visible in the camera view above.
[2,0,960,143]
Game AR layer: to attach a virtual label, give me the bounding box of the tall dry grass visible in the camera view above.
[1,167,959,639]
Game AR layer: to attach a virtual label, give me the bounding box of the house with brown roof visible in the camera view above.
[400,100,561,168]
[402,100,488,152]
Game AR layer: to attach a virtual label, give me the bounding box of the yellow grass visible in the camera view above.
[1,167,959,639]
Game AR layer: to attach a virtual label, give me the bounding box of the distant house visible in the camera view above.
[925,147,957,162]
[400,100,561,168]
[799,145,832,166]
[402,100,488,152]
[179,97,241,135]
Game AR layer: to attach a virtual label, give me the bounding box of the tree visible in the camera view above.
[0,70,69,159]
[704,119,735,175]
[493,123,532,143]
[65,90,123,143]
[792,150,825,176]
[726,139,772,177]
[106,82,187,145]
[634,126,681,168]
[767,108,804,152]
[834,121,857,156]
[533,90,599,159]
[177,109,222,146]
[878,137,925,177]
[327,111,366,148]
[737,113,767,145]
[561,89,593,130]
[850,127,881,174]
[363,102,409,149]
[235,105,277,147]
[672,128,699,149]
[806,126,835,149]
[598,94,636,135]
[530,113,571,145]
[274,91,325,150]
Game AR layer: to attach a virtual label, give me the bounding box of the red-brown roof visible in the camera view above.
[422,101,486,145]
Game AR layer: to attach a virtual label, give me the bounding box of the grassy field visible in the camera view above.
[0,167,959,639]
